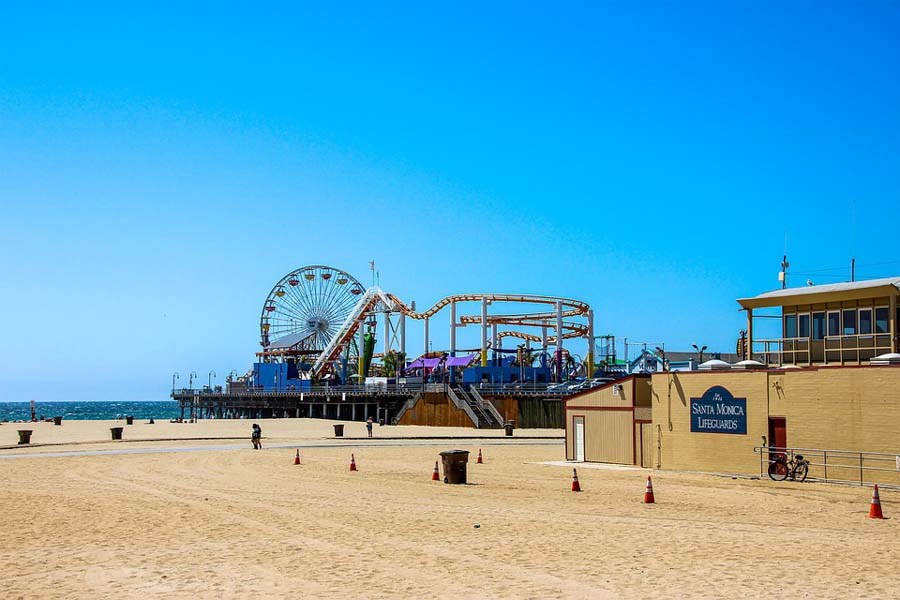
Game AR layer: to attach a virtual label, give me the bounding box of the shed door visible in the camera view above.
[573,416,585,462]
[640,423,652,468]
[768,417,787,450]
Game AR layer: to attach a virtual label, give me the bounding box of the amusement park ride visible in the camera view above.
[255,264,595,387]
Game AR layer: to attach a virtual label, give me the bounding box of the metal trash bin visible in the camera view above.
[505,420,515,436]
[378,418,385,426]
[333,424,344,437]
[110,427,124,441]
[17,430,33,444]
[439,450,470,484]
[53,416,62,426]
[125,416,134,425]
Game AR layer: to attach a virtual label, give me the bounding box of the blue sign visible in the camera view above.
[690,386,747,435]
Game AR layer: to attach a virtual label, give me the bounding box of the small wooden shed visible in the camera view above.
[564,374,653,467]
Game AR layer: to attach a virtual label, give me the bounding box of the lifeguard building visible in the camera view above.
[566,276,900,486]
[738,277,900,365]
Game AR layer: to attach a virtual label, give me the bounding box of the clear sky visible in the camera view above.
[1,2,899,401]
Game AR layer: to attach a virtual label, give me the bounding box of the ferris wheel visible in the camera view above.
[260,265,365,352]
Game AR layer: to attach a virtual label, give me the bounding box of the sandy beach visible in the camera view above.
[1,419,897,599]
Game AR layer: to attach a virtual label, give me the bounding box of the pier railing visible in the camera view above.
[753,445,900,489]
[173,382,572,398]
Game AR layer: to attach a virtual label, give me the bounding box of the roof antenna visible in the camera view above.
[779,253,789,289]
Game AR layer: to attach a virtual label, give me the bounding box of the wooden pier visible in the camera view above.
[172,383,569,428]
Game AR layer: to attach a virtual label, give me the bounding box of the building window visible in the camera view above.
[842,309,857,335]
[859,309,872,334]
[875,307,889,333]
[827,311,841,337]
[784,314,797,338]
[799,313,810,338]
[812,312,826,340]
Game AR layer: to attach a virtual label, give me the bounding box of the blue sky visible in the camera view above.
[1,2,898,401]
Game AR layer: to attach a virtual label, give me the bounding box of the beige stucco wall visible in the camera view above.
[647,366,900,477]
[565,376,647,463]
[650,371,769,474]
[779,366,900,453]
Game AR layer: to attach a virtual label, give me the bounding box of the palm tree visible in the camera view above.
[382,350,406,378]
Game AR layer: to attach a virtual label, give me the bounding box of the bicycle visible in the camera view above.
[768,453,810,482]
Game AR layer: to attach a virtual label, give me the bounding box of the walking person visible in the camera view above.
[366,416,374,438]
[251,423,262,449]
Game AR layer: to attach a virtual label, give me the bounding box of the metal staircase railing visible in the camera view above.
[392,392,422,424]
[446,386,480,427]
[468,385,505,426]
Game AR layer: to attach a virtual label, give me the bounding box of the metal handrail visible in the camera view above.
[446,386,480,427]
[754,445,900,489]
[469,385,506,425]
[175,382,571,397]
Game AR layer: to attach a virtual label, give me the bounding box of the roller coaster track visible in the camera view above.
[385,293,588,321]
[309,290,590,379]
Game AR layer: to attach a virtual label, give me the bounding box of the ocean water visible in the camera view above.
[0,401,180,422]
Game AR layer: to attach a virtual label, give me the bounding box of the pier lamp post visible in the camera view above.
[691,344,707,365]
[189,371,197,390]
[171,372,179,393]
[208,370,216,389]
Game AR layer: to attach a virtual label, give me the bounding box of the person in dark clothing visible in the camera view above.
[366,416,374,438]
[251,423,262,449]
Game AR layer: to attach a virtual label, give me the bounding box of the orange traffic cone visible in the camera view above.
[643,475,655,504]
[293,449,301,465]
[477,449,483,464]
[349,453,357,472]
[571,468,582,492]
[432,461,440,481]
[868,484,884,519]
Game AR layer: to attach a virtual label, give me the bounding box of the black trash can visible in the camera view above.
[505,420,515,436]
[17,430,33,444]
[440,449,470,484]
[333,424,344,437]
[125,415,134,425]
[53,416,62,426]
[110,427,124,441]
[378,418,385,426]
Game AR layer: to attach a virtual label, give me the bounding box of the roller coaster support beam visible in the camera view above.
[556,301,564,383]
[491,324,498,364]
[399,313,406,358]
[383,311,390,357]
[450,301,458,384]
[450,301,457,357]
[424,317,430,357]
[586,309,595,379]
[481,298,488,367]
